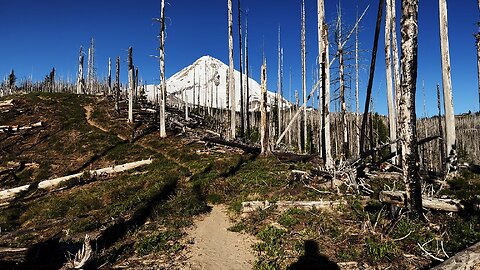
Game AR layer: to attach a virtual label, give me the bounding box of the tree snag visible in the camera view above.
[399,0,423,219]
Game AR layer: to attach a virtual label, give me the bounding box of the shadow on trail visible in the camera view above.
[287,240,340,270]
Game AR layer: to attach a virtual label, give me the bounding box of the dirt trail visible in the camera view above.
[182,205,256,270]
[84,105,128,140]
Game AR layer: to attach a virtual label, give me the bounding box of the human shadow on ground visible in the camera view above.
[287,240,340,270]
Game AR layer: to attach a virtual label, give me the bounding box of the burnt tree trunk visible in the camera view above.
[360,0,383,154]
[260,60,270,156]
[399,0,423,219]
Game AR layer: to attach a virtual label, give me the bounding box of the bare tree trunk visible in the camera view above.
[323,23,333,167]
[87,38,95,94]
[477,0,480,112]
[296,90,302,152]
[439,0,456,171]
[237,0,244,138]
[277,26,283,143]
[260,60,270,156]
[228,0,236,140]
[336,6,349,160]
[318,0,332,167]
[391,0,401,165]
[128,47,134,124]
[360,0,383,154]
[385,0,398,164]
[115,56,120,112]
[437,84,446,174]
[159,0,167,138]
[355,9,360,157]
[289,68,293,146]
[476,32,480,113]
[301,0,307,153]
[108,57,112,95]
[317,32,324,156]
[399,0,422,219]
[245,16,250,138]
[135,67,139,99]
[77,46,84,95]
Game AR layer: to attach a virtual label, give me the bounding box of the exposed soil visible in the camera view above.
[182,205,256,270]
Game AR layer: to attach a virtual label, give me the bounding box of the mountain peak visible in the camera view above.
[146,56,290,111]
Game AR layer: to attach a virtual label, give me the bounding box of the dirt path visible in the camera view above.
[182,205,256,270]
[84,105,128,140]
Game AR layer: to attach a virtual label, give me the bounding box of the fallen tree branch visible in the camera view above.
[0,99,13,107]
[417,135,441,146]
[0,159,153,203]
[202,136,260,154]
[379,190,475,212]
[241,200,347,213]
[0,121,43,133]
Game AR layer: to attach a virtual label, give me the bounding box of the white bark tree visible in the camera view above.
[301,0,307,153]
[439,0,456,170]
[318,0,333,167]
[260,60,270,156]
[399,0,423,218]
[77,46,84,95]
[238,0,244,138]
[385,0,398,162]
[228,0,236,139]
[159,0,167,137]
[336,4,349,160]
[115,56,120,112]
[108,57,112,95]
[278,26,282,141]
[128,47,134,124]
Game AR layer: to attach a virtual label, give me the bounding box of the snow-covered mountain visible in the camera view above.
[145,55,290,111]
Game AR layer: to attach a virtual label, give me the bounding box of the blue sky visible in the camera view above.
[0,0,478,115]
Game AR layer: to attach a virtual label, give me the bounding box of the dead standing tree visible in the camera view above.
[359,0,383,155]
[385,0,398,163]
[228,0,236,140]
[439,0,456,171]
[477,0,480,112]
[399,0,423,218]
[159,0,167,138]
[301,0,307,153]
[335,3,349,160]
[318,0,334,168]
[128,47,134,124]
[108,57,112,95]
[238,0,245,138]
[77,46,85,95]
[260,59,271,156]
[115,56,120,112]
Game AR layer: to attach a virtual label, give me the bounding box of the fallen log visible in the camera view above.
[379,191,466,212]
[241,200,347,213]
[0,159,153,203]
[0,99,13,107]
[0,121,43,133]
[202,136,260,154]
[430,241,480,270]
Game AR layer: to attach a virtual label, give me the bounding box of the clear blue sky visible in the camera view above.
[0,0,478,115]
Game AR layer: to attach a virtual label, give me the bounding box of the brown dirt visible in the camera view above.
[181,204,256,270]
